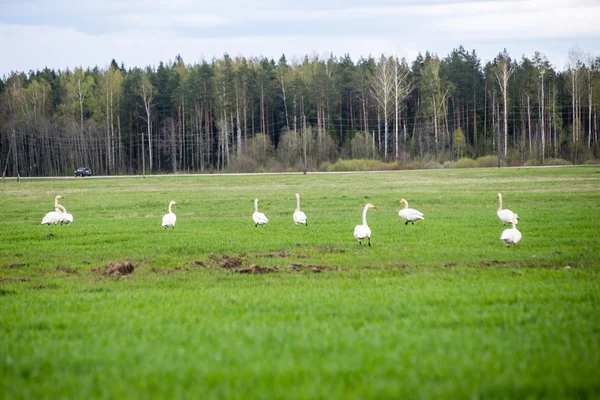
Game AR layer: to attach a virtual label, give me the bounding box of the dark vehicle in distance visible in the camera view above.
[74,167,91,177]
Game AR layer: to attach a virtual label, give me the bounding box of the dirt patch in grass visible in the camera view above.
[480,260,508,266]
[3,263,25,269]
[312,246,346,254]
[281,262,332,273]
[150,266,189,274]
[92,261,137,276]
[32,282,59,290]
[189,252,347,275]
[253,250,292,258]
[0,276,30,283]
[219,255,244,269]
[236,264,277,274]
[56,266,77,274]
[395,263,415,268]
[106,261,136,276]
[84,287,111,293]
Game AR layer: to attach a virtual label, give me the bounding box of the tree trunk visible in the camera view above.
[527,95,532,157]
[473,86,477,157]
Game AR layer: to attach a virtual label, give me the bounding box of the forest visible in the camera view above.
[0,46,598,177]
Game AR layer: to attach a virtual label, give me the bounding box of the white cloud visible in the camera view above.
[1,0,599,76]
[0,23,402,74]
[114,13,228,30]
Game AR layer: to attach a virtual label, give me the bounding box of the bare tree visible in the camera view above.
[394,56,412,161]
[586,53,596,150]
[139,74,154,175]
[567,47,584,143]
[422,57,449,156]
[533,52,550,160]
[371,55,395,162]
[493,51,515,159]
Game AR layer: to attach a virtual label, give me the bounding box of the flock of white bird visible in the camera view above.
[41,192,521,247]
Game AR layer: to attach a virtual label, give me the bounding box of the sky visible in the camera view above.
[1,0,599,77]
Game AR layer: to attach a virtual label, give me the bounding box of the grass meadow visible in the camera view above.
[1,166,599,399]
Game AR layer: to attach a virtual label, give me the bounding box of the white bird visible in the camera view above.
[56,203,73,225]
[497,193,518,225]
[398,198,424,225]
[162,200,177,229]
[293,193,308,226]
[354,203,376,246]
[253,198,269,227]
[41,195,63,225]
[500,214,522,246]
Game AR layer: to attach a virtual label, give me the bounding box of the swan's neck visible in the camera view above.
[56,204,66,213]
[402,201,408,210]
[168,203,173,214]
[54,197,60,208]
[254,201,259,213]
[296,196,300,212]
[498,195,503,211]
[362,205,369,225]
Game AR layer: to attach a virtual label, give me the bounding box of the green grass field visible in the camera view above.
[1,166,599,399]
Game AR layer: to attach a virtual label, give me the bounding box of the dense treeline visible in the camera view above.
[1,46,599,177]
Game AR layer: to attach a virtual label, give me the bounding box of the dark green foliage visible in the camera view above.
[0,49,598,177]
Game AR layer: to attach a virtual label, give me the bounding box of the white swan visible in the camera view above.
[41,195,63,225]
[497,193,518,225]
[500,214,522,246]
[398,198,424,225]
[354,203,375,246]
[253,198,269,227]
[162,201,177,229]
[56,203,73,225]
[293,193,308,226]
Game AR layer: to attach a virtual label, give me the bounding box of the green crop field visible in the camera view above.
[1,166,599,399]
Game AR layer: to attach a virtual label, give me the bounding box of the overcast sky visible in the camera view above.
[2,0,599,77]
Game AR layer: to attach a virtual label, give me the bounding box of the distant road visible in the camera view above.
[2,164,584,180]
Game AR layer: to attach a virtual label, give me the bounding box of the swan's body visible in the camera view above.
[354,203,375,246]
[398,198,424,225]
[253,199,269,227]
[162,201,177,229]
[497,193,518,225]
[293,193,308,226]
[500,215,521,246]
[56,204,73,225]
[41,195,64,225]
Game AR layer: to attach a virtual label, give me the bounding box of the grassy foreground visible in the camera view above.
[1,166,599,399]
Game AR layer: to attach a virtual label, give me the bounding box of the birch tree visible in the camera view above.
[64,68,95,165]
[99,65,122,174]
[371,55,395,161]
[585,53,596,150]
[393,56,412,160]
[493,51,515,158]
[533,52,550,160]
[422,56,449,155]
[567,47,584,143]
[139,73,154,175]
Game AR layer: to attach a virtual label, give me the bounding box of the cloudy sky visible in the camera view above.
[1,0,599,76]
